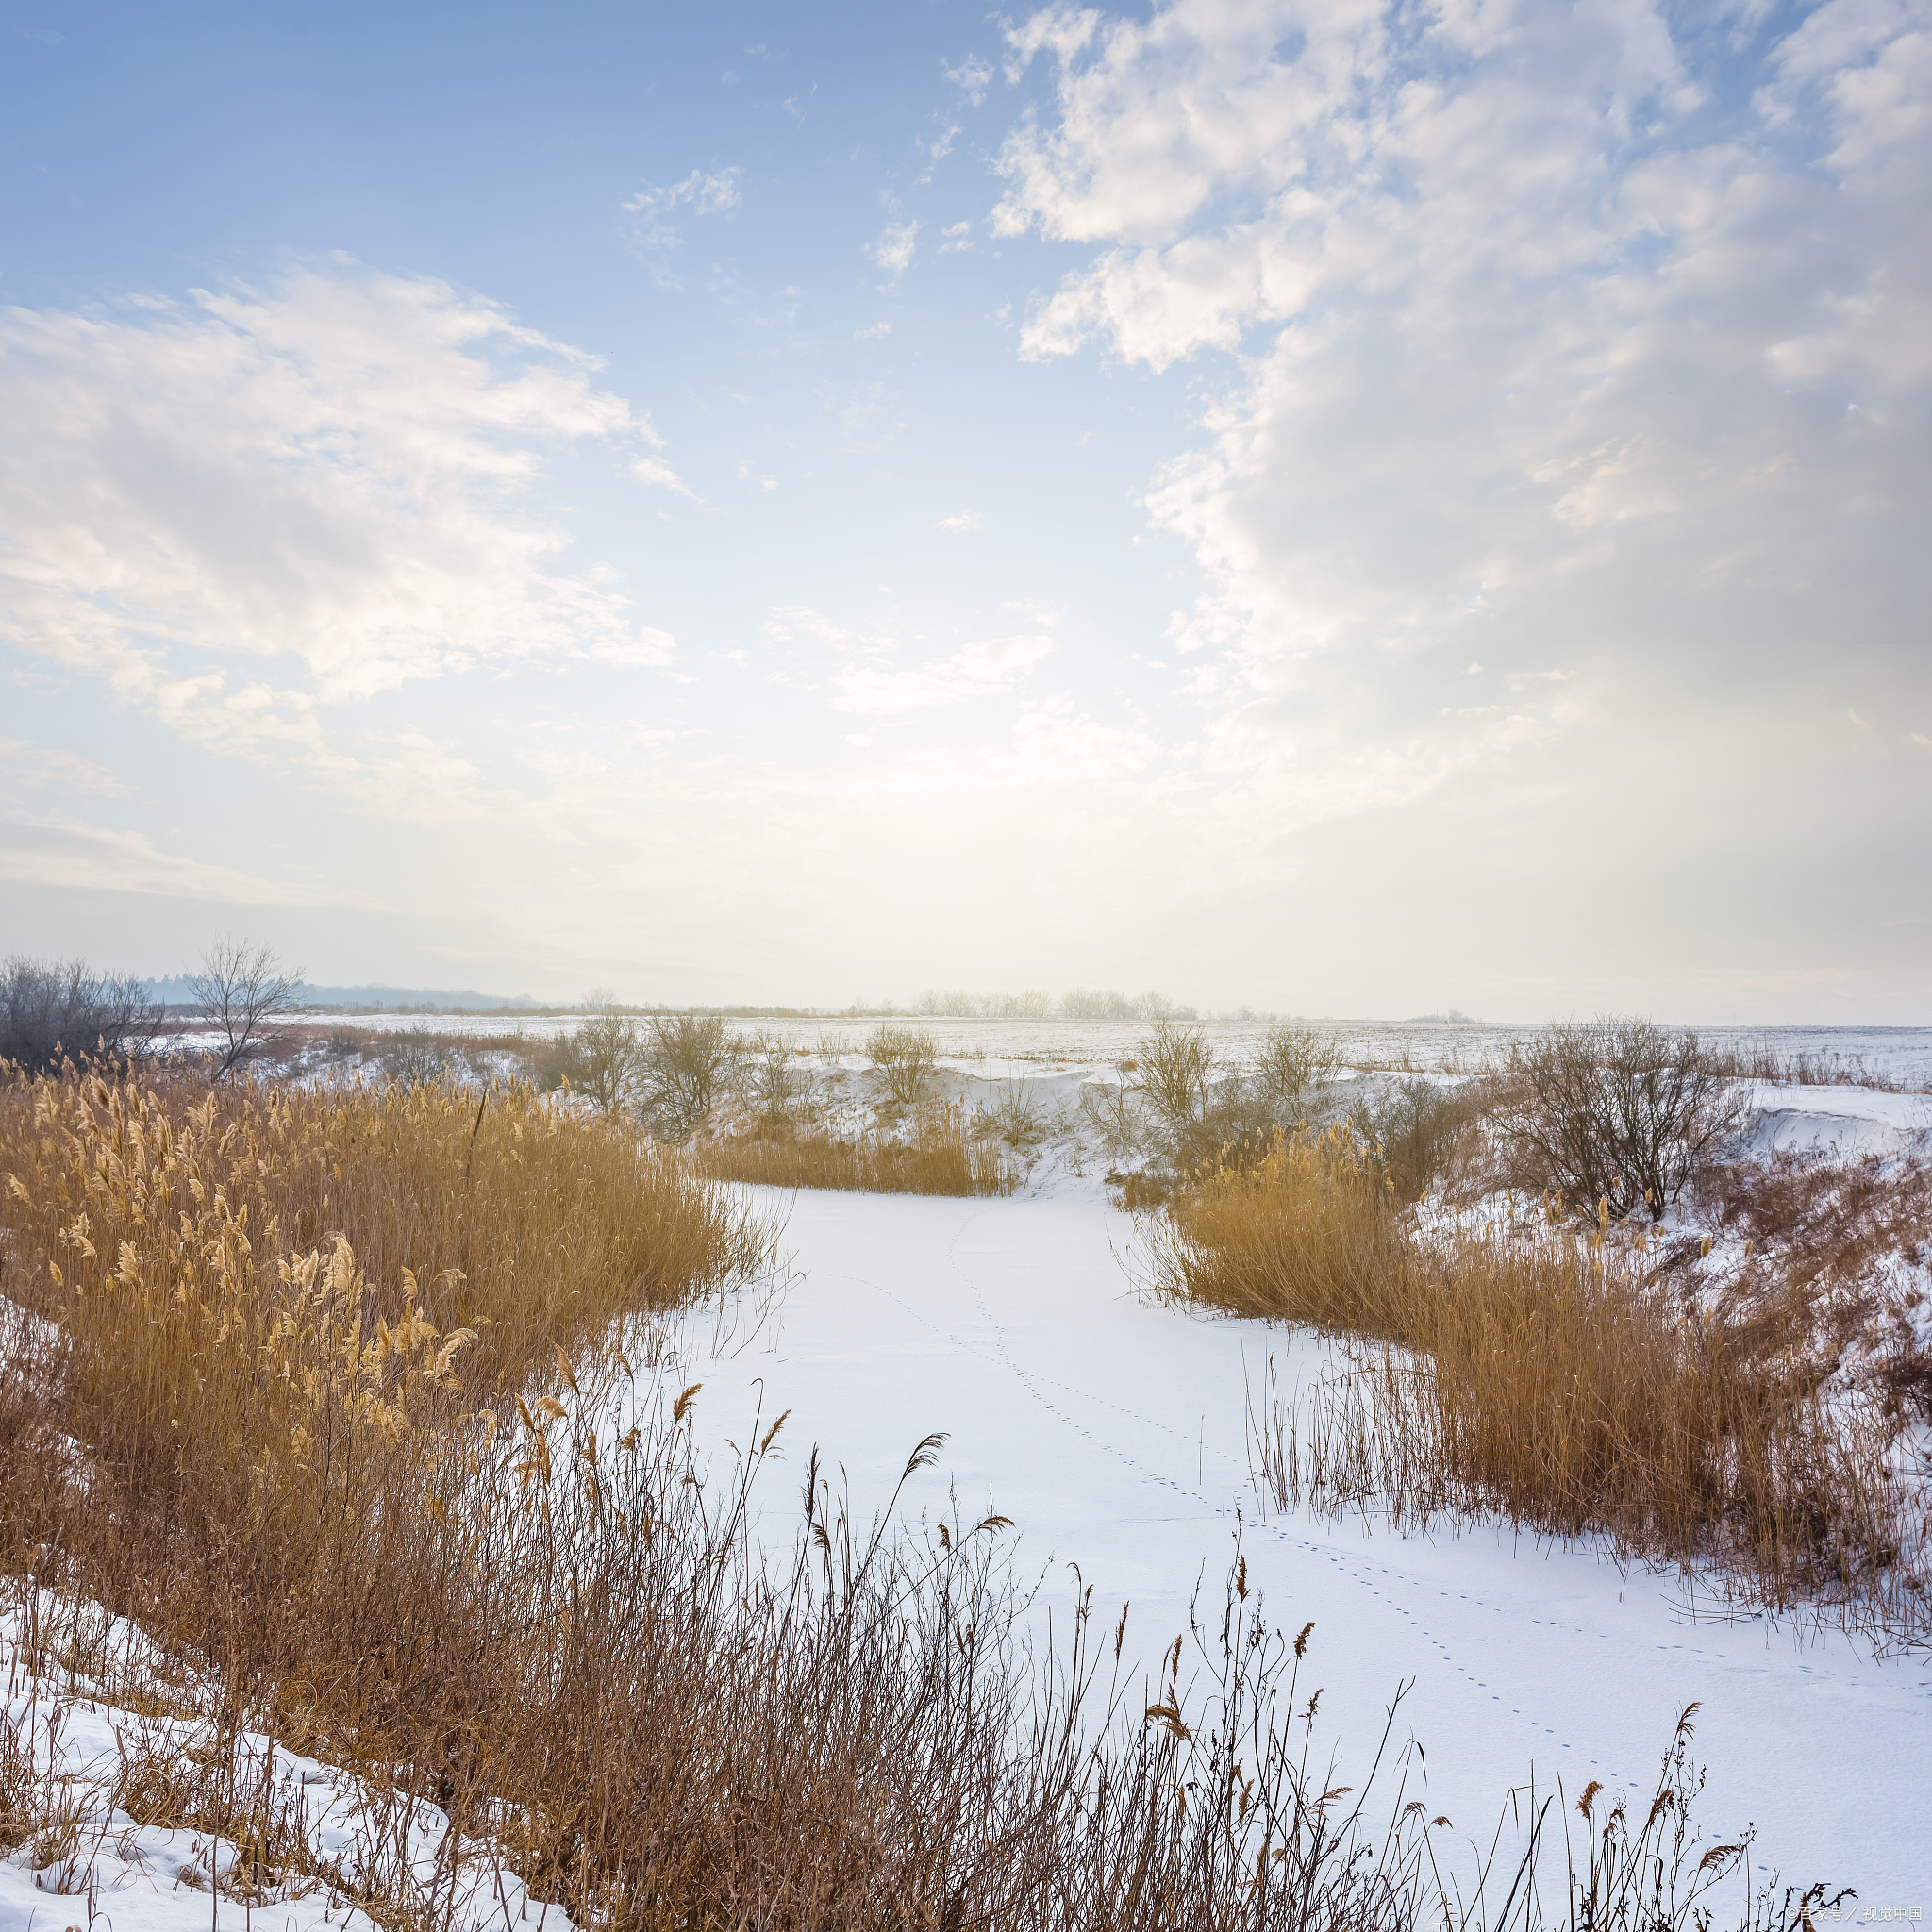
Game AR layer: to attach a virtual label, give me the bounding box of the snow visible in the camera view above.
[1740,1084,1932,1160]
[658,1187,1932,1903]
[0,1595,582,1932]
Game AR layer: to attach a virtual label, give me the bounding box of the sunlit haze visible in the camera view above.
[2,0,1926,1018]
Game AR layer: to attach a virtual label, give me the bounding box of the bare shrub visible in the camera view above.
[1253,1022,1342,1119]
[1362,1077,1482,1203]
[1080,1073,1145,1163]
[1137,1018,1217,1142]
[0,956,162,1071]
[733,1029,802,1117]
[866,1023,939,1105]
[981,1079,1052,1151]
[556,992,646,1115]
[1498,1018,1743,1222]
[384,1025,453,1087]
[189,934,303,1080]
[639,1011,733,1136]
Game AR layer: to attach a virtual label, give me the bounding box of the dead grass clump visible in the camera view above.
[0,1064,764,1424]
[695,1102,1014,1195]
[1160,1132,1927,1635]
[1151,1128,1421,1339]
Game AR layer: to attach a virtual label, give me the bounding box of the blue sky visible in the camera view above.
[2,0,1927,1017]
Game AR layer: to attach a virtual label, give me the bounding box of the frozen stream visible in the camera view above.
[669,1188,1930,1906]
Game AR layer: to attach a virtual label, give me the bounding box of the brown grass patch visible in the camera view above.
[1156,1130,1928,1640]
[693,1101,1014,1196]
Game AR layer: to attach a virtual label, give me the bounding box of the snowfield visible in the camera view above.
[652,1176,1930,1906]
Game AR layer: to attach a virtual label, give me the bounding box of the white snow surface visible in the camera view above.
[1739,1084,1932,1160]
[662,1187,1932,1905]
[0,1594,582,1932]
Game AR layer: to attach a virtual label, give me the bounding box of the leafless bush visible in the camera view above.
[1138,1019,1217,1139]
[553,993,647,1115]
[639,1010,733,1135]
[980,1079,1053,1150]
[384,1026,454,1087]
[1080,1074,1145,1163]
[189,934,303,1079]
[1253,1023,1342,1119]
[1362,1078,1483,1203]
[1498,1019,1744,1222]
[732,1029,802,1117]
[0,956,162,1071]
[867,1024,939,1105]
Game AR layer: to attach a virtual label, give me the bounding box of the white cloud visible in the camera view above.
[0,817,341,904]
[0,740,130,797]
[855,320,893,339]
[632,454,700,499]
[935,509,985,531]
[870,219,921,280]
[622,169,743,287]
[991,0,1931,840]
[942,53,995,105]
[0,264,674,758]
[834,633,1053,715]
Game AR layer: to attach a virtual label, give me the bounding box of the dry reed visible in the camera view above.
[1156,1129,1928,1639]
[0,1065,1833,1929]
[693,1101,1014,1196]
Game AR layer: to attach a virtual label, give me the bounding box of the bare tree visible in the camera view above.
[554,991,647,1115]
[0,956,162,1071]
[1498,1017,1745,1222]
[190,935,304,1080]
[638,1012,733,1137]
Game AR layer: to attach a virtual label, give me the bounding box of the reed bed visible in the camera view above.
[0,1063,1823,1930]
[1156,1131,1928,1640]
[694,1100,1015,1196]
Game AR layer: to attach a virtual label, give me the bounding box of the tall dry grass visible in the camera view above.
[1154,1130,1928,1638]
[0,1064,763,1408]
[694,1101,1014,1196]
[0,1065,1834,1928]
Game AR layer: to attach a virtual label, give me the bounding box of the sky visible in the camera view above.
[0,0,1926,1020]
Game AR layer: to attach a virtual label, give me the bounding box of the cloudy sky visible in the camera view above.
[1,0,1925,1018]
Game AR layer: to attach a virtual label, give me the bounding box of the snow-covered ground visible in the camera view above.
[656,1173,1931,1905]
[0,1591,581,1932]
